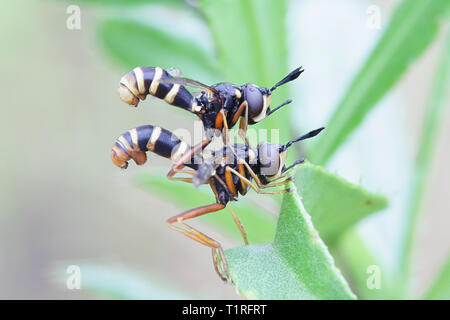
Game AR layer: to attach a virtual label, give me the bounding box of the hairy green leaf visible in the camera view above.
[226,183,356,299]
[296,162,388,242]
[310,0,450,164]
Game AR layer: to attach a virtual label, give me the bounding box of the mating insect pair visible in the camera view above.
[112,66,323,281]
[111,124,324,280]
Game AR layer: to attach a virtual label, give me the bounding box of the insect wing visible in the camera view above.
[167,68,183,78]
[193,162,216,188]
[159,77,219,101]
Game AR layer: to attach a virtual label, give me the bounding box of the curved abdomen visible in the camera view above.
[118,67,196,112]
[111,125,192,169]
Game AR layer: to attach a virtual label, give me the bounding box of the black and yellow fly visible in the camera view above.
[118,66,302,143]
[111,124,324,280]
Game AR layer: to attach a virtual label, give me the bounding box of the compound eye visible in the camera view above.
[244,85,264,118]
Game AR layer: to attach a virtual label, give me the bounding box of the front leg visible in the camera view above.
[214,108,231,145]
[226,166,290,195]
[230,101,249,145]
[167,168,197,184]
[239,159,291,189]
[167,139,211,180]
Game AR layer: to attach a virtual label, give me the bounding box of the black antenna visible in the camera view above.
[270,67,304,92]
[282,158,305,174]
[280,127,325,151]
[266,99,292,117]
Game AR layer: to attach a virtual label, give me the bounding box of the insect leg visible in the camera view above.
[260,178,292,188]
[166,203,229,281]
[167,139,211,180]
[228,205,248,245]
[221,109,230,145]
[237,162,249,196]
[231,100,246,126]
[167,169,196,183]
[237,102,249,145]
[215,108,231,145]
[231,100,249,144]
[209,180,220,202]
[226,167,289,194]
[224,168,238,197]
[239,160,292,189]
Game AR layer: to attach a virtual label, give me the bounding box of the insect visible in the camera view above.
[110,124,324,280]
[118,66,302,143]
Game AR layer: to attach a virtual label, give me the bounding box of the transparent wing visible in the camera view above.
[191,91,203,98]
[167,68,183,78]
[192,162,216,188]
[159,77,218,97]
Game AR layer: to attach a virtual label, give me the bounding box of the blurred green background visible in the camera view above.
[0,0,448,299]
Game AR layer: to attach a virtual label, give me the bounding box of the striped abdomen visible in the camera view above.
[111,125,191,169]
[118,67,196,112]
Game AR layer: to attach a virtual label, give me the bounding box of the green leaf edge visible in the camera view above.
[225,181,357,300]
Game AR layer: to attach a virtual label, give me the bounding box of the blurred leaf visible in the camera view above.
[137,171,277,244]
[52,263,189,299]
[400,31,450,290]
[336,230,400,299]
[296,162,388,243]
[200,0,287,84]
[76,0,184,5]
[424,256,450,299]
[225,183,356,299]
[98,19,219,82]
[310,0,450,164]
[199,0,295,151]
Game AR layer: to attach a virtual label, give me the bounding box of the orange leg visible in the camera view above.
[167,139,211,180]
[240,160,293,189]
[229,100,250,145]
[233,101,249,145]
[224,168,238,198]
[238,102,249,145]
[229,205,248,245]
[231,101,247,126]
[221,109,230,145]
[215,108,233,145]
[166,203,230,281]
[226,166,290,195]
[167,169,197,183]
